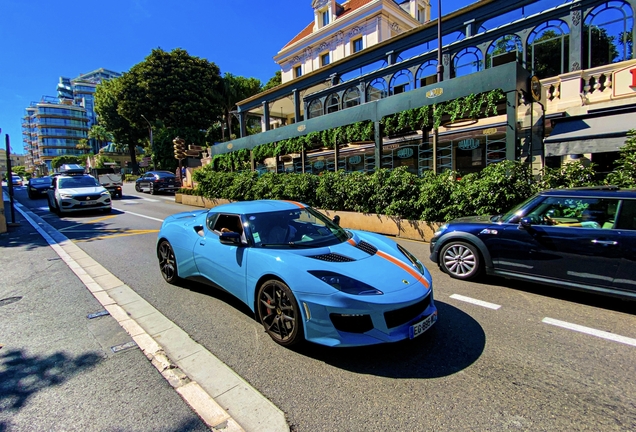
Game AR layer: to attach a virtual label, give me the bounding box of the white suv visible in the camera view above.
[47,164,112,215]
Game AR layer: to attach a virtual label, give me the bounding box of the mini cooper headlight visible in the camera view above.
[308,271,383,295]
[433,223,449,238]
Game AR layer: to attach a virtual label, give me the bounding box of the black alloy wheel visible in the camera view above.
[135,183,141,192]
[149,182,156,195]
[158,240,180,284]
[439,241,482,280]
[257,280,303,347]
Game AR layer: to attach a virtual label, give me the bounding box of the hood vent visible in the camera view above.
[355,240,377,255]
[310,253,355,262]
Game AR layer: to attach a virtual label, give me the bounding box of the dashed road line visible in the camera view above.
[118,210,165,223]
[542,317,636,347]
[449,294,501,310]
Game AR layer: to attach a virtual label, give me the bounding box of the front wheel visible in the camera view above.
[257,280,303,347]
[439,241,482,280]
[135,183,141,192]
[157,240,180,284]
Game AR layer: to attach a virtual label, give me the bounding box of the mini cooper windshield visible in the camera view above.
[247,207,349,248]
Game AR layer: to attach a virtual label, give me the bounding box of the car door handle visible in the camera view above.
[591,239,618,246]
[199,241,205,246]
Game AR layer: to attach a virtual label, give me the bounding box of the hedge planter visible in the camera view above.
[176,195,442,242]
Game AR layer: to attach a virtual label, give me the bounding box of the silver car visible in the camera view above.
[47,172,112,215]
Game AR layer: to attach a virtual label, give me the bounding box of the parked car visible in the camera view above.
[135,171,180,195]
[27,176,52,199]
[429,186,636,300]
[157,200,437,347]
[47,164,112,215]
[11,175,23,186]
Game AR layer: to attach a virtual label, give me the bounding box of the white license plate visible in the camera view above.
[409,313,437,339]
[80,200,97,206]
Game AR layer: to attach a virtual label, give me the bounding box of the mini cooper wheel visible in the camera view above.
[440,241,482,280]
[135,183,141,192]
[257,280,303,347]
[158,240,180,284]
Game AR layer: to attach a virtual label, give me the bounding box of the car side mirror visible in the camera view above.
[219,231,242,245]
[518,217,533,230]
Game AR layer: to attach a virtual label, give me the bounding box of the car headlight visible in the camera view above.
[308,271,383,295]
[432,223,449,238]
[397,244,425,275]
[60,193,74,199]
[100,191,110,196]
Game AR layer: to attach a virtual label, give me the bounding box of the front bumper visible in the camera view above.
[299,284,437,347]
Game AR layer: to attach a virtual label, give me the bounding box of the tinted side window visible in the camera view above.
[616,200,636,230]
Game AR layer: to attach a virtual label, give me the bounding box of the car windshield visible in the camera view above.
[58,177,99,188]
[498,194,545,223]
[246,207,349,248]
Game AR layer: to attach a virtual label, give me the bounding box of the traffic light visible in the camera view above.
[173,137,186,160]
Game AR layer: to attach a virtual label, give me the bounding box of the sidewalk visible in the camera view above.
[0,191,288,431]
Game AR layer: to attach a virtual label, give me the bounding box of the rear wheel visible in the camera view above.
[149,183,156,195]
[135,183,141,192]
[158,240,180,284]
[257,280,303,347]
[439,241,482,280]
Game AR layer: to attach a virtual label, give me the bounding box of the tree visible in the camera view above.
[217,73,262,142]
[88,124,114,152]
[95,48,225,173]
[76,139,91,153]
[51,156,81,169]
[94,77,142,173]
[262,71,282,91]
[605,130,636,188]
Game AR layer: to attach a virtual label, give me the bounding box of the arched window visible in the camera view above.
[308,99,323,119]
[343,87,361,108]
[325,93,340,114]
[453,47,483,78]
[584,1,634,69]
[396,41,438,63]
[527,20,570,79]
[367,78,388,101]
[486,34,523,68]
[416,60,438,87]
[390,70,413,95]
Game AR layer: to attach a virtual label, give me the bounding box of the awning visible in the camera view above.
[544,111,635,156]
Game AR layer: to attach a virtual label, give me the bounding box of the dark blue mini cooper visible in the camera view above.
[429,187,636,300]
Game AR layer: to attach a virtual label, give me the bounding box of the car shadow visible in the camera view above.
[291,301,485,379]
[178,278,486,378]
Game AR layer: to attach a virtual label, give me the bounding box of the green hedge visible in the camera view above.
[187,131,636,222]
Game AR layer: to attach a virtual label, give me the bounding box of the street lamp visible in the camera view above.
[141,114,155,170]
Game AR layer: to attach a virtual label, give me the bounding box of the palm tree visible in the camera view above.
[88,124,114,153]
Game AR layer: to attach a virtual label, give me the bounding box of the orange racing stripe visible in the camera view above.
[376,250,430,288]
[283,200,305,208]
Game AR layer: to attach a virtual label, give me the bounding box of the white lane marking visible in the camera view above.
[543,318,636,347]
[450,294,501,310]
[120,210,165,223]
[140,198,161,202]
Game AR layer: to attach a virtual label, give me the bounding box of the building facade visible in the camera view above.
[212,0,636,178]
[22,68,121,173]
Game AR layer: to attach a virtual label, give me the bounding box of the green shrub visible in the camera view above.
[605,130,636,188]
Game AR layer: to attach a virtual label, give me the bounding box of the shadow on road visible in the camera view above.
[294,301,485,379]
[0,349,101,419]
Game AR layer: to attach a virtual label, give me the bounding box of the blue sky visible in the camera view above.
[0,0,469,155]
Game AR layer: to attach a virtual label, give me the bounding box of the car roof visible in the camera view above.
[542,187,636,199]
[211,200,307,214]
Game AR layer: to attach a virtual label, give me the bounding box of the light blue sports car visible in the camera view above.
[156,200,437,347]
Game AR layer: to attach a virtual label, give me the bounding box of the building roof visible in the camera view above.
[282,0,375,50]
